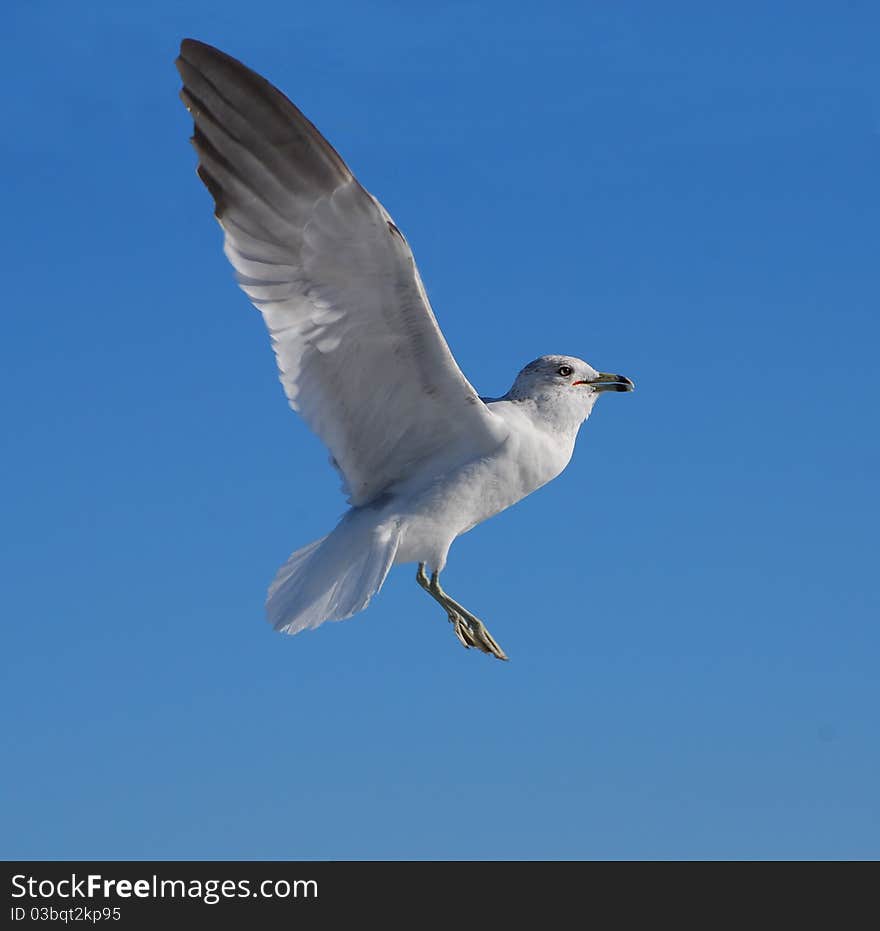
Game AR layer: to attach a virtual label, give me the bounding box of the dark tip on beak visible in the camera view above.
[586,373,635,393]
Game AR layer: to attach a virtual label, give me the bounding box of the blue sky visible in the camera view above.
[1,1,877,859]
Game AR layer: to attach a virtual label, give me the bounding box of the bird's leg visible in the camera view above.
[416,562,466,642]
[416,563,476,650]
[415,563,508,661]
[431,575,508,660]
[415,562,432,592]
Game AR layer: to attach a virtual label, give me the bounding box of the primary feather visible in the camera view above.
[176,39,504,506]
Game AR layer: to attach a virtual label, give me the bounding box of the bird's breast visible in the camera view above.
[434,418,574,534]
[389,417,574,569]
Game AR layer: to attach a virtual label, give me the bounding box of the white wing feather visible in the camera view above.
[176,40,506,505]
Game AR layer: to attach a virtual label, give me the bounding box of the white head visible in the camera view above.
[505,354,634,432]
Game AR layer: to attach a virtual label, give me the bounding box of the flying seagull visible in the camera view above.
[175,38,634,660]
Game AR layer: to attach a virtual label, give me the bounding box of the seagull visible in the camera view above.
[175,38,634,661]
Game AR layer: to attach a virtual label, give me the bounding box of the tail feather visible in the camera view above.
[266,509,399,634]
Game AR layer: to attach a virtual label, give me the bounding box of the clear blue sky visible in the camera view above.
[2,1,877,860]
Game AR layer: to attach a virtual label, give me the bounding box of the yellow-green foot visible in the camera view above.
[416,563,508,661]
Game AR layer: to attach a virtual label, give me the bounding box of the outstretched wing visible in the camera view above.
[175,39,506,505]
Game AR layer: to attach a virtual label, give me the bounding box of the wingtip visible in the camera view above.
[177,37,242,68]
[175,38,224,73]
[176,37,197,69]
[179,37,208,56]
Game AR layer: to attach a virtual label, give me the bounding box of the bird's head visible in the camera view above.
[506,355,634,429]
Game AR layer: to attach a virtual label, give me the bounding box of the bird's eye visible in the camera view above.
[557,365,574,378]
